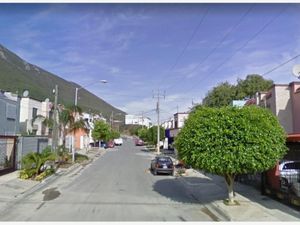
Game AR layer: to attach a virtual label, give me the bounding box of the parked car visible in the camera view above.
[279,160,300,192]
[150,156,174,175]
[135,139,144,146]
[114,138,123,146]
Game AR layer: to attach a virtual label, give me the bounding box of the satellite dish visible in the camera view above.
[45,98,49,102]
[292,64,300,79]
[22,89,29,97]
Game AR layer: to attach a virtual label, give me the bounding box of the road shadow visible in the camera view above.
[152,176,227,205]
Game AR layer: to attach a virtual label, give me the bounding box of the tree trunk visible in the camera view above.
[224,174,235,204]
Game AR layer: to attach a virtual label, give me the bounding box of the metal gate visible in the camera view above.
[0,135,17,175]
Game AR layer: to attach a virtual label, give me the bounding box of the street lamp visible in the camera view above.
[75,79,108,106]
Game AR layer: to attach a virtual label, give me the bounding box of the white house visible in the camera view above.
[19,97,52,135]
[125,114,152,128]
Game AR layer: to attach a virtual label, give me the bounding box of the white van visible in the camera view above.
[114,138,123,146]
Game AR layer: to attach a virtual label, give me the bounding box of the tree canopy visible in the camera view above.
[92,120,111,142]
[175,105,287,203]
[202,74,273,107]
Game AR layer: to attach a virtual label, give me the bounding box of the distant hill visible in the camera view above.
[0,44,125,121]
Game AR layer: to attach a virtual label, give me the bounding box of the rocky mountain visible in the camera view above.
[0,44,125,121]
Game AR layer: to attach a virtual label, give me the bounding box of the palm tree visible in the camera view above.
[59,105,88,163]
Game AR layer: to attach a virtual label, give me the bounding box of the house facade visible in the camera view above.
[164,112,189,148]
[256,82,300,134]
[19,97,52,136]
[125,114,152,128]
[66,112,107,150]
[0,91,20,136]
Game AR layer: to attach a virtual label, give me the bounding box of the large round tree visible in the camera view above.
[175,106,287,204]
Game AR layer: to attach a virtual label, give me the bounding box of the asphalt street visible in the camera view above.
[0,138,216,221]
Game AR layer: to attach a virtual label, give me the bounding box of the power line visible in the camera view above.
[205,6,288,78]
[165,4,255,92]
[262,54,300,77]
[158,6,210,86]
[184,5,288,95]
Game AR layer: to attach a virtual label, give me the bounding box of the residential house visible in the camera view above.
[164,112,189,148]
[0,91,20,174]
[255,82,300,134]
[19,97,52,136]
[66,112,107,150]
[125,114,152,128]
[0,91,20,136]
[247,82,300,202]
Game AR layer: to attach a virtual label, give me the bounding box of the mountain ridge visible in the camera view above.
[0,44,125,121]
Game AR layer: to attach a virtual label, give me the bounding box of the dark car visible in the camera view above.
[150,156,174,175]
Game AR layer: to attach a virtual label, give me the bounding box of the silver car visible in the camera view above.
[279,160,300,194]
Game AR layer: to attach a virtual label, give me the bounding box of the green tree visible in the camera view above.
[236,74,273,99]
[92,120,111,142]
[110,129,120,140]
[59,105,86,147]
[202,75,273,107]
[137,127,148,141]
[59,105,87,162]
[175,106,287,204]
[146,126,165,145]
[202,82,237,107]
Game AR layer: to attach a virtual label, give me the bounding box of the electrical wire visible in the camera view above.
[184,5,289,95]
[158,6,210,86]
[262,54,300,77]
[165,4,255,92]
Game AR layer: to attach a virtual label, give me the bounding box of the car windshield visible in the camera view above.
[157,158,172,163]
[282,162,300,170]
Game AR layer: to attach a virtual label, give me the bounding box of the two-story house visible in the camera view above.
[19,97,52,136]
[0,91,20,136]
[165,112,189,148]
[255,81,300,134]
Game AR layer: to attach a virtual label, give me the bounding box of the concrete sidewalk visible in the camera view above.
[178,169,300,221]
[0,147,106,214]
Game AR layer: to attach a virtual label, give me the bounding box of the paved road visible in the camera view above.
[0,138,215,221]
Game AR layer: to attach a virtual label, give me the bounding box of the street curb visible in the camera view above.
[205,202,231,221]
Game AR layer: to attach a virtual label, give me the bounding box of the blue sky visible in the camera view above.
[1,3,300,123]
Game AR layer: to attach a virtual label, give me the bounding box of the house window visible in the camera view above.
[6,103,16,120]
[32,107,38,119]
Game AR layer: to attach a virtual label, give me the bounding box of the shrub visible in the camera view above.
[75,153,89,163]
[20,147,56,180]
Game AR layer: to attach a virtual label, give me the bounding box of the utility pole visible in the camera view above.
[153,89,165,154]
[110,111,114,130]
[52,85,59,155]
